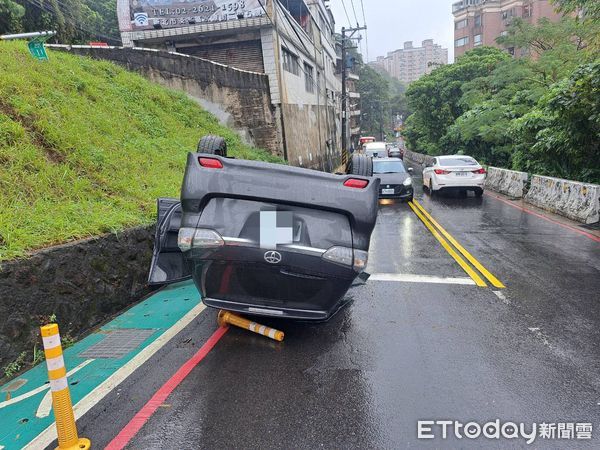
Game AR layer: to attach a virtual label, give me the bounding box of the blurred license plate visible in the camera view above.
[455,172,469,176]
[382,188,395,194]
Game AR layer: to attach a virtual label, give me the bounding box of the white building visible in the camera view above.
[374,39,448,84]
[116,0,342,170]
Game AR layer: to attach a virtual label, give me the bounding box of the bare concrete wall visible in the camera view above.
[48,45,282,156]
[281,103,341,172]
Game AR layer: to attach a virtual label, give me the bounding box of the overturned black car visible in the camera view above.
[149,136,379,321]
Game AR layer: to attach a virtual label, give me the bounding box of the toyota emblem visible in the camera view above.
[264,250,282,264]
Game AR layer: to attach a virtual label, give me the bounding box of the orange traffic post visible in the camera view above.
[218,310,284,342]
[40,324,91,450]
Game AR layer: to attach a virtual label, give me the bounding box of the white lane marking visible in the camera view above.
[36,389,53,418]
[0,359,93,410]
[493,290,510,304]
[369,273,476,285]
[24,302,207,450]
[528,327,540,332]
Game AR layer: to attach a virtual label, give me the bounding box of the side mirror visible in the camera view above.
[408,167,414,173]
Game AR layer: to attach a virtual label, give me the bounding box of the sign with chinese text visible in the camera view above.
[126,0,266,30]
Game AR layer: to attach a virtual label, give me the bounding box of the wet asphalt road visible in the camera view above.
[74,166,600,449]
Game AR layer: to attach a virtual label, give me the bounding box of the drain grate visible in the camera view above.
[78,329,155,359]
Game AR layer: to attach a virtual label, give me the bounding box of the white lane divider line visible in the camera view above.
[24,301,207,450]
[369,273,477,285]
[0,359,94,410]
[493,290,510,305]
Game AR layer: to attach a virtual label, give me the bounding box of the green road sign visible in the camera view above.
[27,40,48,61]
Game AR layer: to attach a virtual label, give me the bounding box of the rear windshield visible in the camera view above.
[373,160,407,174]
[196,198,352,249]
[439,157,477,166]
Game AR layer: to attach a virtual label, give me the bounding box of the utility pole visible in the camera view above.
[341,25,366,169]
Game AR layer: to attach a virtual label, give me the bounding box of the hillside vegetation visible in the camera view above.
[0,41,281,260]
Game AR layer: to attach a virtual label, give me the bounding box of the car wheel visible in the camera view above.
[474,188,484,197]
[429,180,435,196]
[407,195,414,203]
[347,154,373,177]
[198,135,228,157]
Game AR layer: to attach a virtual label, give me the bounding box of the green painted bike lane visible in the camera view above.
[0,280,202,450]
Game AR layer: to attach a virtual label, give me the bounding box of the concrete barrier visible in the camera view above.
[525,175,600,224]
[485,167,528,198]
[404,149,434,167]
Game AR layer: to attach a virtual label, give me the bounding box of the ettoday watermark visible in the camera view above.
[417,420,593,444]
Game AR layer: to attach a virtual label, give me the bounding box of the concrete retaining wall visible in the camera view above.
[48,45,282,156]
[0,226,154,371]
[403,148,599,224]
[403,149,434,167]
[525,175,600,224]
[485,167,529,198]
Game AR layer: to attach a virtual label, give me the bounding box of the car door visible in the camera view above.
[147,198,192,285]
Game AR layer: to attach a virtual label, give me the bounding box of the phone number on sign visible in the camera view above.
[151,1,246,16]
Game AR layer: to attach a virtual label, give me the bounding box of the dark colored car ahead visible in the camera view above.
[148,136,380,321]
[374,158,414,201]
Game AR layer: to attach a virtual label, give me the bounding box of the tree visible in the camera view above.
[4,0,121,44]
[358,64,390,139]
[552,0,600,20]
[511,62,600,183]
[0,0,25,35]
[402,47,509,155]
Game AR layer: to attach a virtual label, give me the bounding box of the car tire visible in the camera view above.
[429,180,436,196]
[474,188,484,197]
[347,154,373,177]
[407,196,414,203]
[198,135,228,157]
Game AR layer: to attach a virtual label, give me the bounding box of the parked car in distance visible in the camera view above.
[422,155,486,197]
[148,136,380,321]
[364,142,387,158]
[373,158,414,202]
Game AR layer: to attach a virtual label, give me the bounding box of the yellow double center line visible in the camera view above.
[409,200,505,289]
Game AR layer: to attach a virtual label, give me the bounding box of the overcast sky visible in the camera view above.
[327,0,456,62]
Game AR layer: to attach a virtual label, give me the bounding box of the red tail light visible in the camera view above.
[434,169,450,175]
[472,168,486,174]
[198,157,223,169]
[344,178,369,189]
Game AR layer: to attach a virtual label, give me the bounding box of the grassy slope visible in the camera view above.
[0,41,282,260]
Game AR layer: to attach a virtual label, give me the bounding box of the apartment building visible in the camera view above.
[116,0,342,170]
[452,0,562,57]
[373,40,448,84]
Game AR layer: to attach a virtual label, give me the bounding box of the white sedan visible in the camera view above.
[422,155,486,197]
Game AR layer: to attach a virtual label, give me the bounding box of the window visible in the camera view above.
[282,48,300,76]
[523,4,532,17]
[474,15,482,27]
[502,8,515,20]
[304,62,314,93]
[507,47,515,56]
[455,19,468,30]
[500,30,508,37]
[455,36,469,47]
[474,34,482,46]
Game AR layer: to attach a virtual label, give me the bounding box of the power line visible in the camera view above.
[339,0,352,27]
[349,0,359,26]
[359,0,369,62]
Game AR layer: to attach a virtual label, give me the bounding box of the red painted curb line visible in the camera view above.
[106,325,229,450]
[484,192,600,243]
